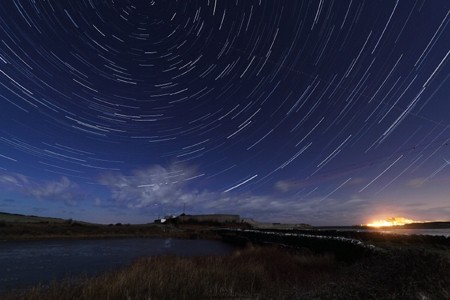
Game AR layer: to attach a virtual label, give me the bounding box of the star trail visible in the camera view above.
[0,0,449,225]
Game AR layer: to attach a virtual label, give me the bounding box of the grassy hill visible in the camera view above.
[402,221,450,229]
[0,211,67,224]
[0,211,219,241]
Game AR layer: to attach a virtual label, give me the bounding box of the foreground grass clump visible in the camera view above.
[3,246,450,300]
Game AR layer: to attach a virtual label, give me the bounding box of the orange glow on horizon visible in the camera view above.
[366,217,416,227]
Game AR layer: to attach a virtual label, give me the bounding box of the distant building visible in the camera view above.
[242,218,311,229]
[177,214,240,224]
[154,215,177,224]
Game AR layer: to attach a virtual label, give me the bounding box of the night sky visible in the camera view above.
[0,0,449,225]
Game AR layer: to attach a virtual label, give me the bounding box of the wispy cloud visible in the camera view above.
[0,172,81,206]
[275,176,365,193]
[406,178,426,188]
[0,173,29,187]
[97,163,198,209]
[25,176,80,206]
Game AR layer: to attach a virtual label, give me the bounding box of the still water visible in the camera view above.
[0,238,235,292]
[319,228,450,237]
[370,228,450,236]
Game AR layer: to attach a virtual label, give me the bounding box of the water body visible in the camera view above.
[318,228,450,237]
[371,228,450,237]
[0,238,235,293]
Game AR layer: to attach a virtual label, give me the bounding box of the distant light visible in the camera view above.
[366,217,416,227]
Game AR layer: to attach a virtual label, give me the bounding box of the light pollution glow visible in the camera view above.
[366,217,417,228]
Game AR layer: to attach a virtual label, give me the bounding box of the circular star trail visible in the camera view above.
[0,0,449,224]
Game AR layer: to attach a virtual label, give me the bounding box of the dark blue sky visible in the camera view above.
[0,0,449,225]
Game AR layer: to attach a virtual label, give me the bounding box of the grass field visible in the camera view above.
[0,212,67,224]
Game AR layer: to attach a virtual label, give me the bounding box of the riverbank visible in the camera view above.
[2,244,449,300]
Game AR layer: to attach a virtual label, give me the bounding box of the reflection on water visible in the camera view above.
[320,227,450,237]
[372,228,450,236]
[0,238,235,292]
